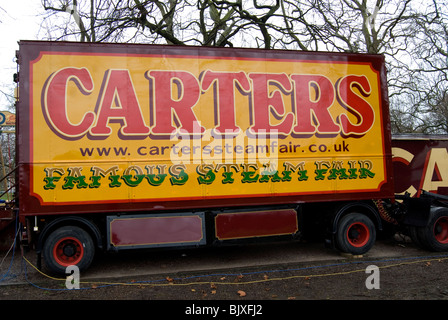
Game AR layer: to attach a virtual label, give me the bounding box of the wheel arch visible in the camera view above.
[36,216,103,255]
[331,201,383,235]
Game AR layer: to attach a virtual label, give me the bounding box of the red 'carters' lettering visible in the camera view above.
[41,68,375,140]
[90,69,150,137]
[43,67,96,138]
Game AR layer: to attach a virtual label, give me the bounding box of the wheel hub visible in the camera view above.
[349,228,360,240]
[53,237,84,267]
[347,222,370,247]
[434,217,448,244]
[63,244,76,257]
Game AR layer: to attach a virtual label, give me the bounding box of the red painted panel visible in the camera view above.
[215,209,298,240]
[392,135,448,197]
[109,214,204,248]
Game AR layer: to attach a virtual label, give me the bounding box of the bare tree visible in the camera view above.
[39,1,422,51]
[388,0,448,133]
[40,0,448,134]
[41,0,283,47]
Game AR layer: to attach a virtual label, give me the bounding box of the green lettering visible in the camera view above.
[122,174,145,187]
[89,175,102,188]
[62,167,88,189]
[197,164,216,185]
[358,160,375,179]
[215,164,239,184]
[43,167,65,189]
[298,170,308,181]
[328,161,349,180]
[281,170,292,181]
[43,176,60,190]
[90,166,119,188]
[121,165,145,187]
[169,164,189,185]
[359,168,375,179]
[314,161,330,181]
[283,161,308,181]
[109,175,122,187]
[259,163,282,183]
[145,165,167,186]
[241,163,259,183]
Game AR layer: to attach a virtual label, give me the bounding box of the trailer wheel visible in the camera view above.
[417,208,448,252]
[335,213,376,255]
[42,226,95,274]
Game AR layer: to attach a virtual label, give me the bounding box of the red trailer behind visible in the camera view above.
[392,135,448,197]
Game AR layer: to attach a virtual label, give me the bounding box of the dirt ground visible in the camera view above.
[1,253,447,318]
[2,237,448,306]
[4,254,448,301]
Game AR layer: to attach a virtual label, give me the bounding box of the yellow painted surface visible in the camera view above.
[29,50,388,205]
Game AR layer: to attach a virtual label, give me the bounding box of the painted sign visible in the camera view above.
[18,41,392,214]
[392,136,448,197]
[0,111,15,126]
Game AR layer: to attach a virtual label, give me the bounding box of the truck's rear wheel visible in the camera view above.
[42,226,95,274]
[417,208,448,252]
[335,213,376,255]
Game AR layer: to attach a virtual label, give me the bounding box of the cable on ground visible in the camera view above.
[19,252,448,292]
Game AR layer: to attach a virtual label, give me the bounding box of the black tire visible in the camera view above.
[42,226,95,275]
[335,213,376,255]
[417,208,448,252]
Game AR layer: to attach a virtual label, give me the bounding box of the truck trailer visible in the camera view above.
[5,40,448,274]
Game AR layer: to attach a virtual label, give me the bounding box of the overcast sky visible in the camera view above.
[0,0,45,109]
